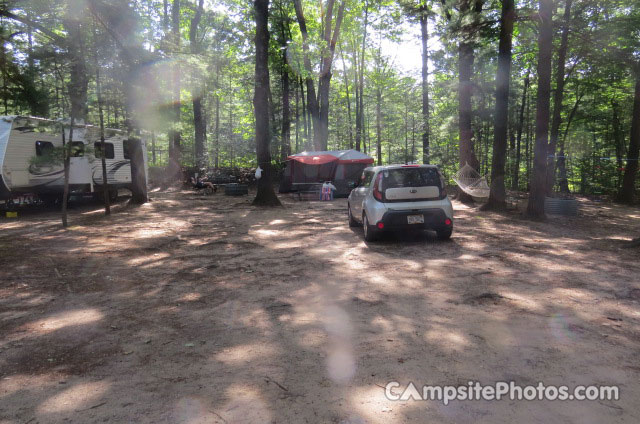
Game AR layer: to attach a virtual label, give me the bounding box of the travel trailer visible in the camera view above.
[0,116,148,203]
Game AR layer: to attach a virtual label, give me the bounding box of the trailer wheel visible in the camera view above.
[109,189,118,202]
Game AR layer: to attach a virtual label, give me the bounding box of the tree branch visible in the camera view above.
[0,9,68,46]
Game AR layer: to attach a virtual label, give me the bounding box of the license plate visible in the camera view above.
[407,214,424,224]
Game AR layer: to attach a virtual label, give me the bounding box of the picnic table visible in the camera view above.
[291,183,324,201]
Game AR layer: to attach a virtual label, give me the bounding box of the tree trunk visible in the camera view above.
[412,115,416,163]
[618,76,640,204]
[168,0,181,180]
[458,42,477,170]
[61,119,75,228]
[404,103,409,164]
[513,72,529,190]
[295,77,300,152]
[420,14,430,164]
[458,41,478,202]
[268,82,278,156]
[214,66,220,168]
[2,39,8,114]
[527,0,554,218]
[292,0,320,149]
[354,47,362,152]
[376,87,382,165]
[612,100,624,189]
[316,0,346,150]
[61,13,88,227]
[340,46,354,149]
[300,77,308,147]
[193,97,206,168]
[253,0,281,206]
[65,24,88,122]
[353,6,368,152]
[95,45,110,216]
[281,64,291,160]
[546,0,573,194]
[557,91,582,192]
[525,90,532,190]
[163,0,169,32]
[151,131,157,165]
[190,0,206,169]
[485,0,515,210]
[279,16,291,161]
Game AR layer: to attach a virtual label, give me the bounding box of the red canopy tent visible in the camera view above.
[279,150,374,197]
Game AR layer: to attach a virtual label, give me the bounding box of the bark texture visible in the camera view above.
[527,0,554,218]
[485,0,515,210]
[253,0,281,206]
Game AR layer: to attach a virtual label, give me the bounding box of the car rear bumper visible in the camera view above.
[378,208,452,231]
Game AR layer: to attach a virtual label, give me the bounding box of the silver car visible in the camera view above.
[347,164,454,241]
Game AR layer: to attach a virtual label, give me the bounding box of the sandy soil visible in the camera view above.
[1,190,639,423]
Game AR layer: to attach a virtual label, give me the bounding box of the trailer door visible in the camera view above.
[68,141,92,188]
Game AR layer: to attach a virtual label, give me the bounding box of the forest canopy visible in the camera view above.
[1,0,639,208]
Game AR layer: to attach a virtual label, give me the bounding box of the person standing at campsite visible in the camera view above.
[321,181,337,200]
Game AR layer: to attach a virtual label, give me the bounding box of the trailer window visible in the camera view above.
[94,142,114,159]
[70,141,85,157]
[35,141,54,157]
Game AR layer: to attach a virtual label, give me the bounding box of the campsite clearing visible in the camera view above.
[1,191,639,423]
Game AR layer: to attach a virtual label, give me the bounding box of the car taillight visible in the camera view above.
[373,173,383,201]
[445,218,452,226]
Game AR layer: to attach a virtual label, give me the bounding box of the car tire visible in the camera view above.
[363,213,378,242]
[348,203,359,227]
[436,227,453,241]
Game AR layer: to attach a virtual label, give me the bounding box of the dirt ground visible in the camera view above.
[1,189,639,424]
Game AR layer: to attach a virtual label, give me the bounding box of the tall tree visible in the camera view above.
[556,89,582,193]
[618,76,640,203]
[546,0,573,194]
[275,0,292,161]
[61,118,75,228]
[400,1,432,163]
[168,0,181,180]
[456,0,482,203]
[420,11,430,164]
[94,25,110,216]
[253,0,281,206]
[190,0,206,169]
[293,0,345,150]
[527,0,554,218]
[512,71,530,190]
[354,0,369,152]
[61,4,89,227]
[484,0,515,210]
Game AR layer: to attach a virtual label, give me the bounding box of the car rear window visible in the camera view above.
[381,168,441,190]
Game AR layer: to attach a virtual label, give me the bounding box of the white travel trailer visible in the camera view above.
[0,116,148,203]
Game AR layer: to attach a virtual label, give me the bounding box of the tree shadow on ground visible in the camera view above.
[0,191,639,423]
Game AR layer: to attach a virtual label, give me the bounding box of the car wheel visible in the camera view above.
[436,227,453,241]
[348,203,359,227]
[363,213,378,242]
